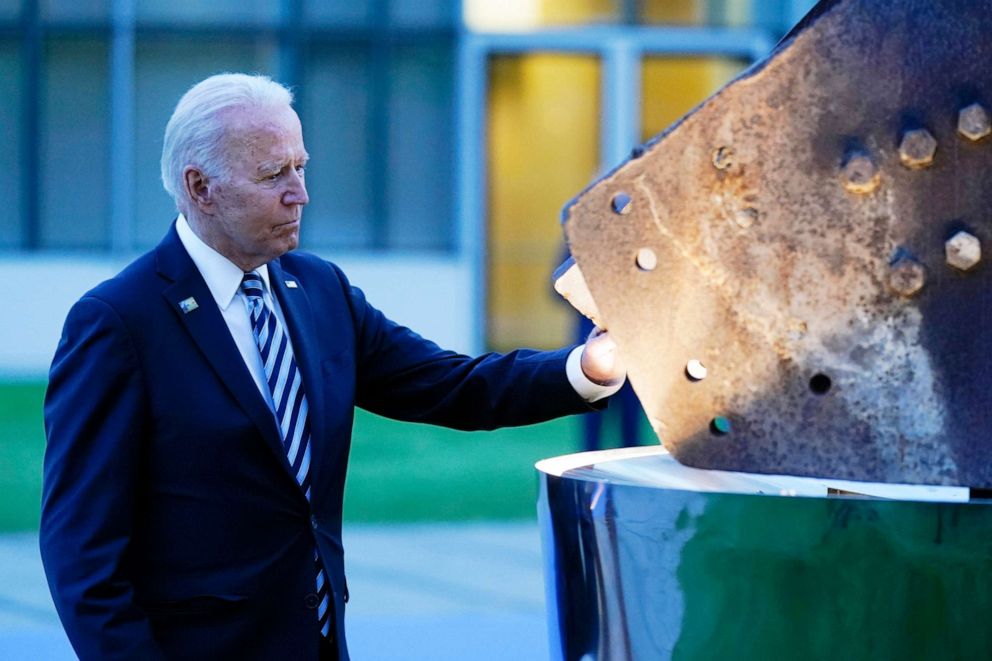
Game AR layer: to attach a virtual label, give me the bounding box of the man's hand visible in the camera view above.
[580,327,626,386]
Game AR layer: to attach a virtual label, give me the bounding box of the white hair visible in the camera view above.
[160,73,294,211]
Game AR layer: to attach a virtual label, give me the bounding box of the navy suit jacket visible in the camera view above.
[41,224,597,660]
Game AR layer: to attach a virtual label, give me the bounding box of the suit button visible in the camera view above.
[310,515,318,529]
[304,593,320,609]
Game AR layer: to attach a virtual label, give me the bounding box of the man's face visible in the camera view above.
[200,104,310,270]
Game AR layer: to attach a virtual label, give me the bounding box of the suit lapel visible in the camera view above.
[268,259,327,466]
[155,225,294,479]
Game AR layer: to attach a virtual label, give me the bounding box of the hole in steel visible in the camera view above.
[611,193,632,215]
[809,373,832,395]
[710,416,731,436]
[636,247,657,271]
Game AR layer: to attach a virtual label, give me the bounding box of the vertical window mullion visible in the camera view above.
[620,0,640,25]
[110,0,136,253]
[368,0,390,250]
[21,0,41,250]
[601,42,641,173]
[278,0,304,91]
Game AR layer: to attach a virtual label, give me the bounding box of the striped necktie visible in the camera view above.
[240,271,332,639]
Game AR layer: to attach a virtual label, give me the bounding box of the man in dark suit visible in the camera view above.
[40,73,624,660]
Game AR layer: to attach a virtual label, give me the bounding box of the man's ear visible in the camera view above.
[183,166,213,214]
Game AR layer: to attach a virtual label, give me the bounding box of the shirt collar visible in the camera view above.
[175,213,272,310]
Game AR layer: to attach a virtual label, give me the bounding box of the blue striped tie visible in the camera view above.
[241,272,332,639]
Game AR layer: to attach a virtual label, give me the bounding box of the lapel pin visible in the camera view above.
[285,280,298,289]
[179,297,199,314]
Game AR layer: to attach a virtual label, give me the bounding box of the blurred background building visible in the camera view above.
[0,0,815,373]
[0,0,818,549]
[0,1,816,657]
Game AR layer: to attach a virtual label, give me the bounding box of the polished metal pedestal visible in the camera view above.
[537,447,992,661]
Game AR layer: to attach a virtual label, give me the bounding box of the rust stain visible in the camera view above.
[562,0,992,486]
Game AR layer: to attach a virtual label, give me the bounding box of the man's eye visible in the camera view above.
[264,171,281,181]
[295,165,306,176]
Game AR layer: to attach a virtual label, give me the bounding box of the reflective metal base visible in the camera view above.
[537,447,992,660]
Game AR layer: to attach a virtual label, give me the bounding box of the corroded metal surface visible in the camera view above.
[563,0,992,486]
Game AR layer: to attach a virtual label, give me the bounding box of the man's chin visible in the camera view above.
[281,233,300,255]
[272,223,301,251]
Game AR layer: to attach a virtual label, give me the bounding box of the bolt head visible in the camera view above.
[899,128,938,169]
[888,258,926,297]
[712,146,734,170]
[958,103,991,141]
[945,231,982,271]
[841,151,880,194]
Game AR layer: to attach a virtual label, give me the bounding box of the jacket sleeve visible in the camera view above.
[333,265,604,430]
[40,296,166,661]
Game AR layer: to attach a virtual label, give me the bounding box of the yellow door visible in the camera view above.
[483,0,752,351]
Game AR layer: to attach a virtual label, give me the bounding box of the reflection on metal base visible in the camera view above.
[537,447,992,660]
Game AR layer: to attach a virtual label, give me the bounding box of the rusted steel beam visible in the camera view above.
[562,0,992,486]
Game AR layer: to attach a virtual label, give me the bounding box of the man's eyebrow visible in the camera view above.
[257,159,284,174]
[258,153,309,173]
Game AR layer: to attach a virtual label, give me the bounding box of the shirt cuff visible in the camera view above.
[566,345,625,403]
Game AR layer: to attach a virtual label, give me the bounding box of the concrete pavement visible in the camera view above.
[0,522,549,660]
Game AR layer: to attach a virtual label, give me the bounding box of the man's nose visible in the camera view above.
[284,169,309,206]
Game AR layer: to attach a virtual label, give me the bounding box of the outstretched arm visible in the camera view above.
[333,265,621,429]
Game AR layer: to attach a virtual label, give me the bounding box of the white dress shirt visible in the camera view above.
[176,214,622,406]
[177,214,290,413]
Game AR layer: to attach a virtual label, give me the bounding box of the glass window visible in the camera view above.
[299,46,373,250]
[40,39,110,250]
[133,37,279,249]
[639,0,707,25]
[464,0,617,31]
[0,41,20,249]
[303,0,371,27]
[486,54,601,351]
[465,0,810,30]
[640,56,745,142]
[0,0,20,19]
[136,0,280,24]
[385,44,454,250]
[40,0,109,21]
[640,0,815,31]
[390,0,456,28]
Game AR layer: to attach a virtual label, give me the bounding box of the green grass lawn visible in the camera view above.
[0,382,644,531]
[0,383,47,532]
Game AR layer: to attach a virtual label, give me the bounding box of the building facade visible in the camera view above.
[0,0,812,375]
